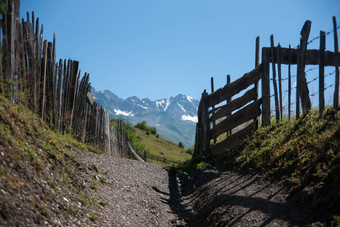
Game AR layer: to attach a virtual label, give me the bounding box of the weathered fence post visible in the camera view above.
[333,16,339,110]
[319,31,325,116]
[296,45,300,120]
[211,77,216,144]
[254,36,260,129]
[202,90,210,156]
[288,45,292,121]
[297,20,312,116]
[277,44,283,120]
[262,48,271,126]
[227,74,231,135]
[41,40,48,121]
[194,90,210,156]
[270,35,280,122]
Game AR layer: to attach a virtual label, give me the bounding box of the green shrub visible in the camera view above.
[135,121,148,131]
[135,121,157,135]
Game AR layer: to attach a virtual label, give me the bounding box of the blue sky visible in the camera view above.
[21,0,340,103]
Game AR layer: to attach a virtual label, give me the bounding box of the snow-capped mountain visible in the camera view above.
[91,87,200,147]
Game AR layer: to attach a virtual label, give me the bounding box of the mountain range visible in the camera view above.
[91,88,200,147]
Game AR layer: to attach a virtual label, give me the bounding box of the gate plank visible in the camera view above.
[211,121,257,156]
[211,98,262,139]
[208,64,263,107]
[210,87,258,122]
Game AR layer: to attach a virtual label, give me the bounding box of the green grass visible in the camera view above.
[110,118,192,166]
[134,127,192,166]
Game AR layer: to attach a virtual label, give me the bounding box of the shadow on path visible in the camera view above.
[153,168,220,226]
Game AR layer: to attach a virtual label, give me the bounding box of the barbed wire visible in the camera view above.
[269,79,338,113]
[270,70,336,87]
[294,25,340,49]
[270,67,321,81]
[278,83,337,112]
[310,84,335,97]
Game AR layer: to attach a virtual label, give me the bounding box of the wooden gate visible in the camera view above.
[194,55,263,157]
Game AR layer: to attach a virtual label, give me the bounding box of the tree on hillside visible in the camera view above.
[135,121,158,135]
[149,126,157,135]
[135,121,148,131]
[178,142,184,148]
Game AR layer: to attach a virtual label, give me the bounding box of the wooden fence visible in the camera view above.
[0,0,141,160]
[262,18,339,124]
[194,17,340,157]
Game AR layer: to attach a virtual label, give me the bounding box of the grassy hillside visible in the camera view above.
[134,127,192,166]
[110,119,192,166]
[0,95,107,226]
[109,113,196,148]
[178,107,340,225]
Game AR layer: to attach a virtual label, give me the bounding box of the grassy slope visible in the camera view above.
[110,119,192,166]
[179,107,340,225]
[0,95,106,226]
[134,128,192,166]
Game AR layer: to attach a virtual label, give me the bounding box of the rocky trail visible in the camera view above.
[78,150,317,227]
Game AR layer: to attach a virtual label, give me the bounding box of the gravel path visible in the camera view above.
[78,151,181,226]
[77,152,316,227]
[176,167,317,226]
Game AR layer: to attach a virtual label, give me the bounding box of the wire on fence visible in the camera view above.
[271,80,338,112]
[294,25,340,48]
[270,67,320,81]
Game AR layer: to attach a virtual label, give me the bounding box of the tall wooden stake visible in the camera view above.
[296,45,300,120]
[41,40,48,121]
[277,44,283,120]
[297,20,312,116]
[319,31,325,116]
[227,74,231,135]
[211,77,216,143]
[270,35,280,122]
[202,90,210,156]
[333,16,339,110]
[254,36,260,129]
[288,45,292,121]
[262,48,271,126]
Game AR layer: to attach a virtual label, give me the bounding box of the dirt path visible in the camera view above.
[78,152,315,227]
[78,151,183,226]
[174,167,315,226]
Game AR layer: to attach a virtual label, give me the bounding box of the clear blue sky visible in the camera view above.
[21,0,340,102]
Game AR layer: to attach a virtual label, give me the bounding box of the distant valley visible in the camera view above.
[91,87,199,147]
